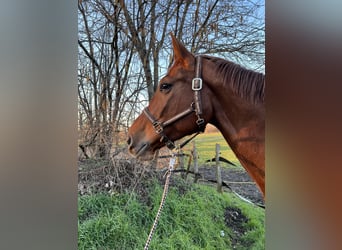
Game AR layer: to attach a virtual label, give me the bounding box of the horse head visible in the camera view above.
[127,34,213,159]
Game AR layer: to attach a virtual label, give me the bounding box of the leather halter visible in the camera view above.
[143,56,206,150]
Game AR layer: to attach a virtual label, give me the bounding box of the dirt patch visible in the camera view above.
[224,206,249,248]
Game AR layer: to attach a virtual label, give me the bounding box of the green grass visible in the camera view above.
[78,178,264,250]
[181,132,242,168]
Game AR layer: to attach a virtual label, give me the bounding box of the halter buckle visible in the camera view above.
[196,118,206,132]
[153,121,163,134]
[192,78,202,91]
[165,140,176,150]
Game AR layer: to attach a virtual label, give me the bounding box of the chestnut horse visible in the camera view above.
[127,34,265,197]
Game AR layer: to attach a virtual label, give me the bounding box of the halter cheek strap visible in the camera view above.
[192,56,205,131]
[143,55,206,150]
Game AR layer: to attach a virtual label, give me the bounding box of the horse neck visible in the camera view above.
[214,100,265,196]
[202,59,265,196]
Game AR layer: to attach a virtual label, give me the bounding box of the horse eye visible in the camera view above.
[160,83,172,92]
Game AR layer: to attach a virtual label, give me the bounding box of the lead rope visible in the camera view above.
[144,152,177,250]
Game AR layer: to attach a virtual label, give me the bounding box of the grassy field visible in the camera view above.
[78,178,265,250]
[181,132,242,168]
[78,132,264,249]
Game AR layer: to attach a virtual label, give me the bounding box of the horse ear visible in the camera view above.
[170,33,193,67]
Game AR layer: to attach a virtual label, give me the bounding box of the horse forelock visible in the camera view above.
[204,56,265,104]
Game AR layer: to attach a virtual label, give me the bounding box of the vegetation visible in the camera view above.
[78,177,264,250]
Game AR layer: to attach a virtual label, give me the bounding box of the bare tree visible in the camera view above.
[78,0,144,158]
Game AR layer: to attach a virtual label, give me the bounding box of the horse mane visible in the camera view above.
[203,55,265,104]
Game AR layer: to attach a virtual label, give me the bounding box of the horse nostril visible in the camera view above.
[127,136,132,146]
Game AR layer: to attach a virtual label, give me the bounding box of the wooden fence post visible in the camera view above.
[152,149,159,170]
[216,143,222,193]
[185,153,192,180]
[193,141,199,183]
[178,147,186,179]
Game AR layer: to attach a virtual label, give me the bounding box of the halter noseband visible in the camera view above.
[143,55,206,150]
